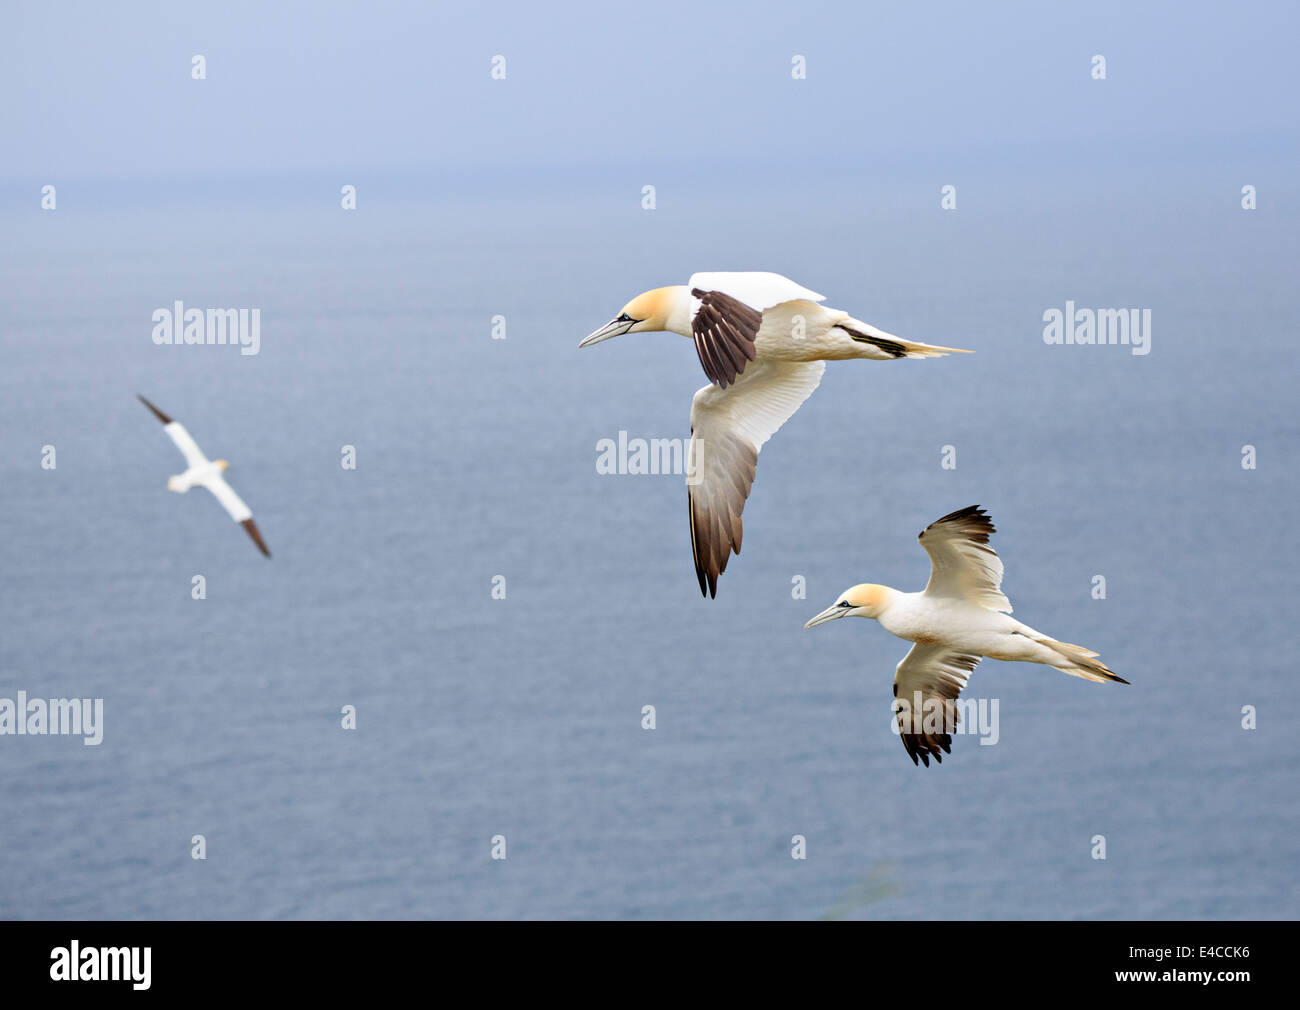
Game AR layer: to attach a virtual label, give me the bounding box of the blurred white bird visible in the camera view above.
[138,395,270,557]
[580,271,969,596]
[805,506,1125,766]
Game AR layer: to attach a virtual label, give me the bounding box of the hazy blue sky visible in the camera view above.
[4,1,1298,194]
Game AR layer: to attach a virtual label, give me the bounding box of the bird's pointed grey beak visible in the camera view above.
[579,317,636,349]
[804,604,850,629]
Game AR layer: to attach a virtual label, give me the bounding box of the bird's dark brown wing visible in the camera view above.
[690,288,762,388]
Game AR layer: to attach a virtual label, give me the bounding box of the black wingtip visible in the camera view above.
[938,504,986,524]
[137,394,172,425]
[836,322,908,358]
[240,518,272,559]
[923,504,996,540]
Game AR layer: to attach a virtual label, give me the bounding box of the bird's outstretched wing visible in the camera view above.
[918,505,1012,613]
[138,395,209,469]
[687,360,825,597]
[686,272,826,387]
[892,644,982,767]
[202,473,270,557]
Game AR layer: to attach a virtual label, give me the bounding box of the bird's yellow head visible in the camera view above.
[804,583,892,628]
[215,460,229,470]
[622,287,677,329]
[844,584,889,612]
[579,285,691,346]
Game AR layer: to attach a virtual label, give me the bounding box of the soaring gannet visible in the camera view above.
[580,271,969,596]
[804,506,1125,766]
[137,395,270,557]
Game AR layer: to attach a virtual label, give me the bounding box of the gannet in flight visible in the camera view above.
[580,271,970,596]
[137,395,271,557]
[804,506,1125,766]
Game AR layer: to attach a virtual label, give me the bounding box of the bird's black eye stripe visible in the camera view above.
[616,313,633,323]
[839,600,852,608]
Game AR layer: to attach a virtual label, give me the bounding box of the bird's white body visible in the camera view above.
[580,271,970,596]
[871,590,1071,668]
[168,459,227,494]
[157,419,252,522]
[755,300,907,362]
[805,507,1124,766]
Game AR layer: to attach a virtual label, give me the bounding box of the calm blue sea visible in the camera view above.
[1,177,1296,919]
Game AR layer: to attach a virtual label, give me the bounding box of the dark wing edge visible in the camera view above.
[240,518,271,558]
[686,429,756,598]
[920,504,996,544]
[690,288,761,388]
[834,322,908,358]
[137,394,173,425]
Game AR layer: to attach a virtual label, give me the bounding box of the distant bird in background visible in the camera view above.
[580,271,969,596]
[804,506,1125,766]
[137,395,271,557]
